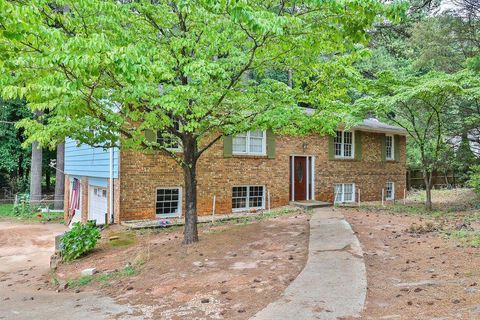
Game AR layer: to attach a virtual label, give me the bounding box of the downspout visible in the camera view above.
[109,146,114,224]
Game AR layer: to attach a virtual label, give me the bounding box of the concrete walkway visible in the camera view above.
[252,207,367,320]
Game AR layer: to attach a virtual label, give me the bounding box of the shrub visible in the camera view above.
[60,221,101,261]
[469,165,480,195]
[13,194,32,216]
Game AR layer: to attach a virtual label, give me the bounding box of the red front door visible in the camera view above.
[293,157,307,201]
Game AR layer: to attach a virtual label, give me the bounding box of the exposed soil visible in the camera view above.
[55,211,310,319]
[344,207,480,320]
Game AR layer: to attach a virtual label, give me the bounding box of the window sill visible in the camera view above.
[232,207,265,213]
[231,154,268,159]
[332,157,357,161]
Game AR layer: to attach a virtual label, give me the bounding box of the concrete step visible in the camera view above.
[290,201,332,209]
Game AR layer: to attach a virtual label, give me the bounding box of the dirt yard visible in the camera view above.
[54,209,310,319]
[344,189,480,320]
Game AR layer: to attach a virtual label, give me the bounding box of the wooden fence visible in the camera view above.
[407,170,457,190]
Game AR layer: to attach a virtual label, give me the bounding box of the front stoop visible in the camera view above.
[290,200,332,209]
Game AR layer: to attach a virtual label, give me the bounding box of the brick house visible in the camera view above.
[63,117,407,225]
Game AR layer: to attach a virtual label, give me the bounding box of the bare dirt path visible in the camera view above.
[0,221,141,320]
[55,211,310,319]
[344,208,480,320]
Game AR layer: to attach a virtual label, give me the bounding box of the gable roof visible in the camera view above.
[302,108,407,136]
[353,118,408,136]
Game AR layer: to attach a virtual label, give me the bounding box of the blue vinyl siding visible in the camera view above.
[64,138,119,179]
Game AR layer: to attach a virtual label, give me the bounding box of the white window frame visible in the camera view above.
[157,119,182,151]
[334,183,356,203]
[386,182,395,200]
[155,187,182,218]
[334,130,355,159]
[232,185,265,212]
[385,134,394,160]
[232,130,267,156]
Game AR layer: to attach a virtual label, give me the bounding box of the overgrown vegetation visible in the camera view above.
[60,221,101,261]
[469,165,480,195]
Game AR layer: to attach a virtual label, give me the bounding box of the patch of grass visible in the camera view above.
[63,265,138,289]
[121,265,136,276]
[67,275,93,288]
[108,232,137,247]
[446,230,480,247]
[0,204,14,216]
[0,203,63,223]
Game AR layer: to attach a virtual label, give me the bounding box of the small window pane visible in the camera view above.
[385,136,393,160]
[249,137,263,153]
[334,131,342,156]
[386,182,394,199]
[250,130,263,138]
[232,186,248,209]
[233,136,247,153]
[248,186,264,208]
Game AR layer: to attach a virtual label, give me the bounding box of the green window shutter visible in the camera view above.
[328,135,335,160]
[144,129,157,143]
[354,131,362,161]
[223,135,233,158]
[380,133,386,162]
[266,130,276,159]
[394,135,400,161]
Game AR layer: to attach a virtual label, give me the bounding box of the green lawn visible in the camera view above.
[0,203,63,223]
[0,203,14,216]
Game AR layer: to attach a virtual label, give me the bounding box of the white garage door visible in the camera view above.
[88,186,107,225]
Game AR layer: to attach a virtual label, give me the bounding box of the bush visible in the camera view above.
[13,194,32,216]
[60,221,101,261]
[469,165,480,195]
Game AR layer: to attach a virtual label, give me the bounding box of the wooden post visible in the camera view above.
[212,195,216,224]
[358,189,361,205]
[381,189,385,207]
[403,188,406,205]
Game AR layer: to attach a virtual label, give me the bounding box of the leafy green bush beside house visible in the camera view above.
[60,221,101,262]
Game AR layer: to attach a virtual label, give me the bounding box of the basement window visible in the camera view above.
[156,187,182,217]
[386,182,395,200]
[334,131,354,159]
[232,186,265,211]
[334,183,355,203]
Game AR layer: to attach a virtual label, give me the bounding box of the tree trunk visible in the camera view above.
[46,166,51,191]
[30,140,43,203]
[423,170,433,210]
[287,69,293,88]
[54,143,65,210]
[182,135,199,244]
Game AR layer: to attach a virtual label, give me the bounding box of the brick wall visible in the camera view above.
[119,131,406,221]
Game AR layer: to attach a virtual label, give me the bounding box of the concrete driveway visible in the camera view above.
[0,220,142,320]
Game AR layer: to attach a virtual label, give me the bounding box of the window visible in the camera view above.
[233,130,266,155]
[334,131,354,158]
[334,183,355,203]
[93,187,107,198]
[157,119,181,150]
[385,135,394,160]
[232,186,265,211]
[156,187,181,216]
[386,182,395,200]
